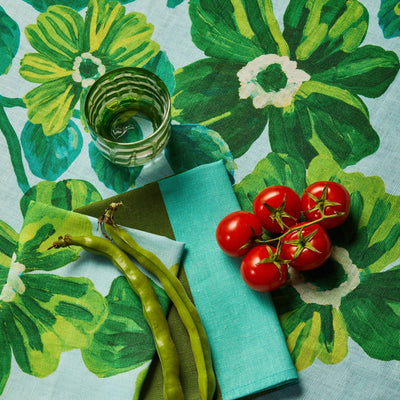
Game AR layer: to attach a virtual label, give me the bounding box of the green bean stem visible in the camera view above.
[49,234,184,400]
[100,203,216,400]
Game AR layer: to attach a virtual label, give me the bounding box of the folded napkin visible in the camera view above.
[4,201,184,400]
[78,160,298,400]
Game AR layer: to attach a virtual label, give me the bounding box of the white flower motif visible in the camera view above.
[290,246,361,310]
[0,253,26,302]
[72,52,106,88]
[237,54,310,108]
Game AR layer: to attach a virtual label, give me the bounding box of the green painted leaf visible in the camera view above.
[22,78,81,136]
[173,58,269,158]
[312,45,400,98]
[306,156,400,274]
[20,179,102,217]
[144,51,176,95]
[284,0,368,64]
[4,274,107,377]
[233,152,306,212]
[24,6,83,62]
[270,85,379,168]
[166,124,237,177]
[17,201,93,272]
[340,265,400,360]
[82,276,169,377]
[21,0,89,12]
[0,323,11,395]
[84,1,159,67]
[0,7,20,76]
[189,0,288,62]
[89,143,143,194]
[167,0,185,7]
[378,0,400,38]
[0,221,18,269]
[279,302,348,370]
[21,120,83,180]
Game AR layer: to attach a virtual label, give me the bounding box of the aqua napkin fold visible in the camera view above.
[158,161,298,400]
[3,201,184,400]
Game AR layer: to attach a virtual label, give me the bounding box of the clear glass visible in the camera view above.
[84,67,171,167]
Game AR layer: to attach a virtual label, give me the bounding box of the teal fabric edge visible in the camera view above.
[158,161,298,400]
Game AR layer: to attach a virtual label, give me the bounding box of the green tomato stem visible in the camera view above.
[255,213,338,253]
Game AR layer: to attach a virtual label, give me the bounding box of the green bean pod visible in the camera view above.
[100,206,216,400]
[49,235,184,400]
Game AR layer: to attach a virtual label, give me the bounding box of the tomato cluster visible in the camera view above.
[216,181,351,292]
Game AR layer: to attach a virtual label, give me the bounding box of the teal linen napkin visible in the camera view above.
[159,161,298,400]
[3,201,184,400]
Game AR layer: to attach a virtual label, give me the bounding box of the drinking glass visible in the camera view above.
[84,67,171,167]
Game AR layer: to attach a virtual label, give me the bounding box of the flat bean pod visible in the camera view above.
[100,204,216,400]
[49,235,184,400]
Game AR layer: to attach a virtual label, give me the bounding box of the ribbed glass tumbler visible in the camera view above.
[84,67,171,167]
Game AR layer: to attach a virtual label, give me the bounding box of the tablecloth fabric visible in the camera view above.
[2,0,400,399]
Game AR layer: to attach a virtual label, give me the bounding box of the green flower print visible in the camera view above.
[20,0,160,136]
[235,154,400,370]
[173,0,400,168]
[0,202,107,395]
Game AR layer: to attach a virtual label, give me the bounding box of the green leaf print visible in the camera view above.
[21,0,90,12]
[241,154,400,369]
[0,7,20,76]
[0,202,108,393]
[20,179,102,218]
[89,143,143,194]
[0,222,19,395]
[0,324,11,395]
[174,0,399,166]
[17,202,93,272]
[144,51,176,96]
[340,266,400,360]
[21,120,83,181]
[189,0,288,62]
[269,82,380,167]
[82,276,169,377]
[234,152,306,211]
[379,0,400,38]
[0,221,18,267]
[2,274,107,377]
[306,156,400,274]
[284,0,368,64]
[311,45,400,97]
[166,124,237,177]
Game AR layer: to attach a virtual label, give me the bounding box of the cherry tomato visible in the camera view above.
[240,245,288,292]
[301,181,351,229]
[216,211,263,257]
[281,222,332,271]
[252,185,302,233]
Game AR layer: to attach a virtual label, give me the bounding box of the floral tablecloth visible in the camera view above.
[1,0,400,399]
